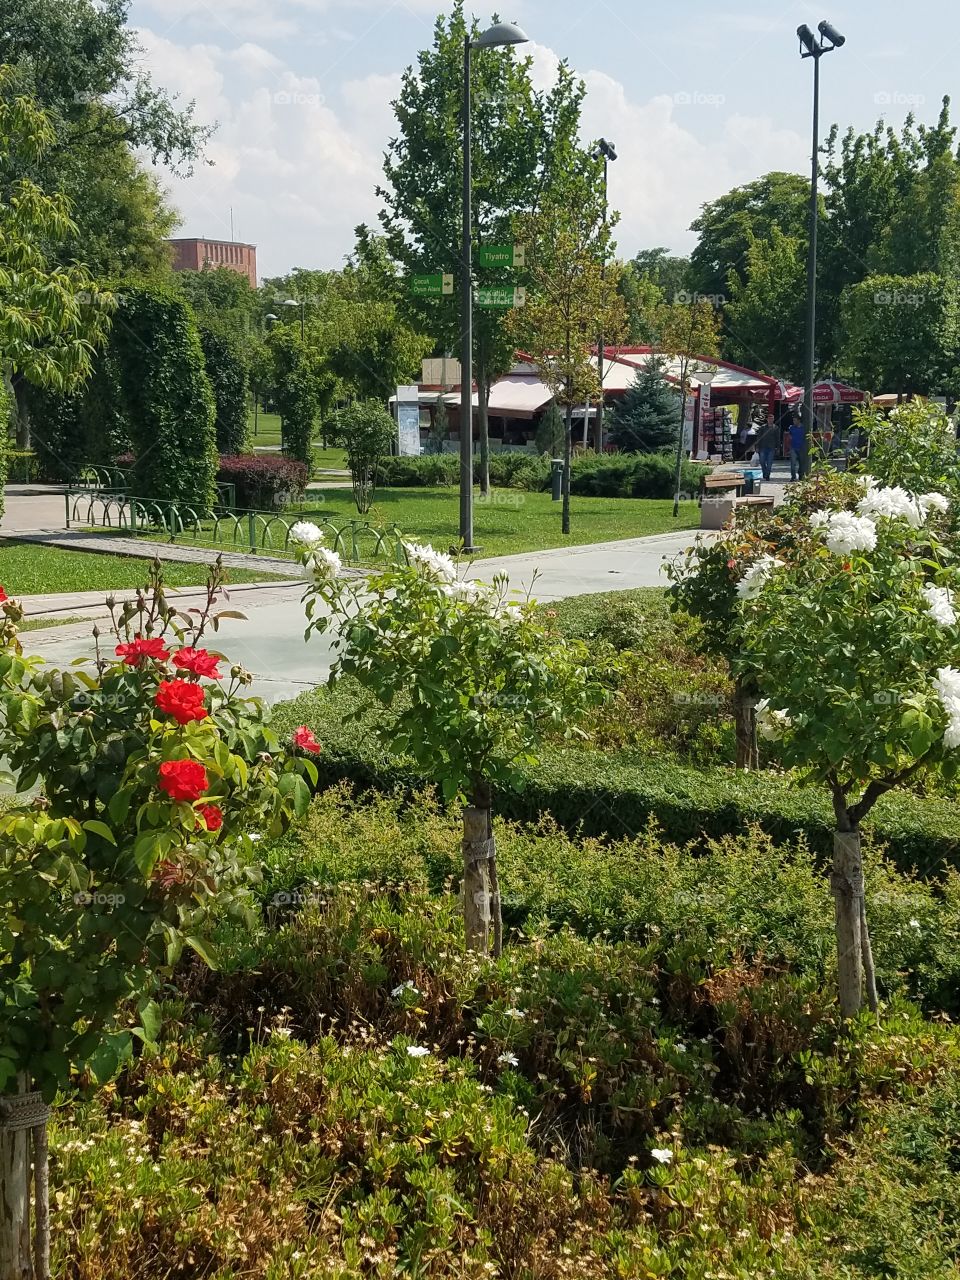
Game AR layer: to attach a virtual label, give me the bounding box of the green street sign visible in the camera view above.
[409,273,454,297]
[477,244,526,269]
[475,286,526,309]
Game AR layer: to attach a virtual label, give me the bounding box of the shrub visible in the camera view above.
[25,354,132,482]
[199,327,248,455]
[486,452,550,490]
[5,450,38,484]
[379,453,460,487]
[270,680,960,877]
[109,284,218,510]
[217,454,308,511]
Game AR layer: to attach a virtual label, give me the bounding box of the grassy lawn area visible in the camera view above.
[247,408,347,469]
[302,485,700,557]
[0,544,285,595]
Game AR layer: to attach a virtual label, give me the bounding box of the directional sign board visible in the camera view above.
[477,244,526,270]
[475,286,526,309]
[409,273,454,297]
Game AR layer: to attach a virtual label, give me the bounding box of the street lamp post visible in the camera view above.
[797,19,845,478]
[282,296,305,340]
[460,20,529,551]
[591,138,617,454]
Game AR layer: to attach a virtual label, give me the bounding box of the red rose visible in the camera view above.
[116,636,170,666]
[0,586,7,604]
[157,759,208,802]
[173,647,222,679]
[197,803,223,832]
[292,725,322,754]
[155,679,208,725]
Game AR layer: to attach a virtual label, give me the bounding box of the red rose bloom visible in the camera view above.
[173,647,222,679]
[197,803,223,832]
[116,635,170,666]
[157,759,209,802]
[155,679,208,725]
[0,586,7,603]
[292,725,322,754]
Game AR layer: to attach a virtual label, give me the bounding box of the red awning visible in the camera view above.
[784,380,867,405]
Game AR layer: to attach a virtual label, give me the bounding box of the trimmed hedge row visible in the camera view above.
[273,681,960,878]
[377,451,708,500]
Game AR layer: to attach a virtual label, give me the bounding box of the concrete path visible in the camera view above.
[0,484,70,531]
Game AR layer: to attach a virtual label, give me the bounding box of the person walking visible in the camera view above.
[757,414,779,482]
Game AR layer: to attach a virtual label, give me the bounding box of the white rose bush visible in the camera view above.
[737,477,960,1017]
[290,524,604,956]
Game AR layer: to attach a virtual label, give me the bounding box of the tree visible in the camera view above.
[176,268,259,348]
[0,0,207,277]
[268,328,322,469]
[617,263,665,343]
[377,3,594,494]
[0,567,316,1280]
[724,229,807,382]
[630,247,691,302]
[199,327,249,455]
[653,300,720,516]
[0,68,114,451]
[296,533,603,956]
[534,401,565,456]
[738,460,960,1017]
[108,284,218,510]
[330,400,396,514]
[842,273,960,397]
[510,177,627,534]
[688,173,810,306]
[608,358,679,453]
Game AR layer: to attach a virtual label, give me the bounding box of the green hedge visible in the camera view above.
[273,681,960,878]
[377,451,708,500]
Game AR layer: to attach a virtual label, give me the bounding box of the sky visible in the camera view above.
[127,0,960,280]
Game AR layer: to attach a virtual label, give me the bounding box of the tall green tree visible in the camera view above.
[724,228,807,382]
[609,358,680,453]
[842,273,960,397]
[0,68,113,461]
[0,0,207,277]
[377,2,595,494]
[510,173,627,534]
[688,172,810,305]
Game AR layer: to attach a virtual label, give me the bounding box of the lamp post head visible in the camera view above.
[818,19,845,48]
[472,21,529,48]
[281,298,300,308]
[797,23,819,55]
[593,137,618,162]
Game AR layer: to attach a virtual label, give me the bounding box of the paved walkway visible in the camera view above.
[0,484,71,531]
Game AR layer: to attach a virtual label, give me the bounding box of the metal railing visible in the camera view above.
[63,490,405,564]
[72,466,236,511]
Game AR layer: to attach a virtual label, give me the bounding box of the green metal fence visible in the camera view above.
[63,490,405,564]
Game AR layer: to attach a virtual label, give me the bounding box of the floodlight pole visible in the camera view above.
[460,33,475,550]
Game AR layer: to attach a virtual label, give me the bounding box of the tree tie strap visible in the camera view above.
[0,1090,50,1133]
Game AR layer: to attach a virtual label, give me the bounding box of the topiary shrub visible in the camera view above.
[25,353,132,483]
[109,284,218,511]
[378,454,460,487]
[217,455,308,510]
[200,327,248,455]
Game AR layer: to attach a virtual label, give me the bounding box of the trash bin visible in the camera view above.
[551,458,564,502]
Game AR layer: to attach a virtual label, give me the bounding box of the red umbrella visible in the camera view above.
[783,380,866,405]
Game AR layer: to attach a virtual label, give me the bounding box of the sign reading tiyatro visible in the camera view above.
[477,244,526,269]
[475,286,526,309]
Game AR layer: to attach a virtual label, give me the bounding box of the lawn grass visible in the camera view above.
[19,616,90,632]
[247,408,347,469]
[0,543,285,595]
[300,485,700,557]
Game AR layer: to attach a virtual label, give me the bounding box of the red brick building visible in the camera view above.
[167,238,258,287]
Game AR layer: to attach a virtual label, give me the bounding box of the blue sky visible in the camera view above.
[128,0,960,278]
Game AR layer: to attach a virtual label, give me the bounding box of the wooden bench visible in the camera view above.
[699,470,746,503]
[701,493,775,531]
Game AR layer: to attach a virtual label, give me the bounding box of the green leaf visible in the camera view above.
[185,934,219,970]
[82,820,117,846]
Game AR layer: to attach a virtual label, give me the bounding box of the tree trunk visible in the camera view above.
[11,377,30,453]
[1,1075,36,1280]
[733,677,759,770]
[477,343,490,497]
[562,403,573,535]
[832,823,865,1019]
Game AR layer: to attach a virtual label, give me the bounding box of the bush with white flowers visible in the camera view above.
[293,525,604,956]
[737,481,960,1017]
